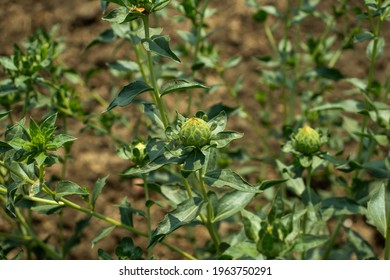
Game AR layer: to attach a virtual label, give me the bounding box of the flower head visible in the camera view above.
[179,117,211,148]
[294,125,321,155]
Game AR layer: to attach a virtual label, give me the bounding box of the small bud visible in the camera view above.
[131,141,147,165]
[179,117,211,148]
[294,125,321,155]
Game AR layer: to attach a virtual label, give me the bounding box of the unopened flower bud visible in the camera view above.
[179,117,211,148]
[294,125,321,155]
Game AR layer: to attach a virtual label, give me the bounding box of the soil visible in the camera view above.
[0,0,388,259]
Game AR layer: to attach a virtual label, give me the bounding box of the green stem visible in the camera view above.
[301,165,313,260]
[142,174,153,259]
[0,160,196,260]
[322,215,344,260]
[186,0,210,116]
[355,3,384,179]
[198,169,221,254]
[142,15,169,129]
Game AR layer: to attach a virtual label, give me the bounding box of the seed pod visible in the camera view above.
[294,125,321,155]
[179,117,211,148]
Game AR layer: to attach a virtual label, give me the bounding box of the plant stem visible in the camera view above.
[198,169,221,254]
[142,15,169,129]
[301,165,313,260]
[0,159,196,260]
[355,3,384,179]
[142,174,153,259]
[186,0,210,116]
[322,215,344,260]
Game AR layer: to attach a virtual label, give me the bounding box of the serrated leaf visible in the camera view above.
[105,80,153,112]
[213,190,256,222]
[149,197,204,247]
[142,35,181,63]
[92,226,116,248]
[55,181,88,200]
[367,182,390,236]
[160,79,207,96]
[204,169,261,193]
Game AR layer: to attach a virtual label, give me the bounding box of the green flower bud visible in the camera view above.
[131,141,147,165]
[294,125,321,155]
[179,117,211,148]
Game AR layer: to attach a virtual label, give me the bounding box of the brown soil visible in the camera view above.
[1,0,388,259]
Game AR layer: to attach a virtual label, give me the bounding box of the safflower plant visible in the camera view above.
[0,0,389,261]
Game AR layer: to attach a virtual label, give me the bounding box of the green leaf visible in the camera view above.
[160,185,189,206]
[92,226,116,248]
[31,204,63,214]
[241,210,261,242]
[143,103,164,129]
[149,197,205,247]
[310,99,365,113]
[344,227,377,260]
[115,237,143,260]
[0,56,17,71]
[367,182,390,237]
[204,169,261,193]
[210,131,244,148]
[367,37,385,61]
[151,0,171,12]
[55,181,88,200]
[223,241,262,259]
[363,160,390,178]
[181,149,205,178]
[105,80,153,112]
[102,7,143,24]
[257,179,288,191]
[142,35,181,63]
[208,110,227,134]
[292,234,328,252]
[123,147,190,175]
[91,176,108,208]
[118,197,134,227]
[98,248,113,260]
[160,79,207,96]
[354,31,375,43]
[321,197,367,216]
[315,67,344,81]
[48,134,77,150]
[213,190,256,222]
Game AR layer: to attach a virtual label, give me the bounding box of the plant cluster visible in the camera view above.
[0,0,389,260]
